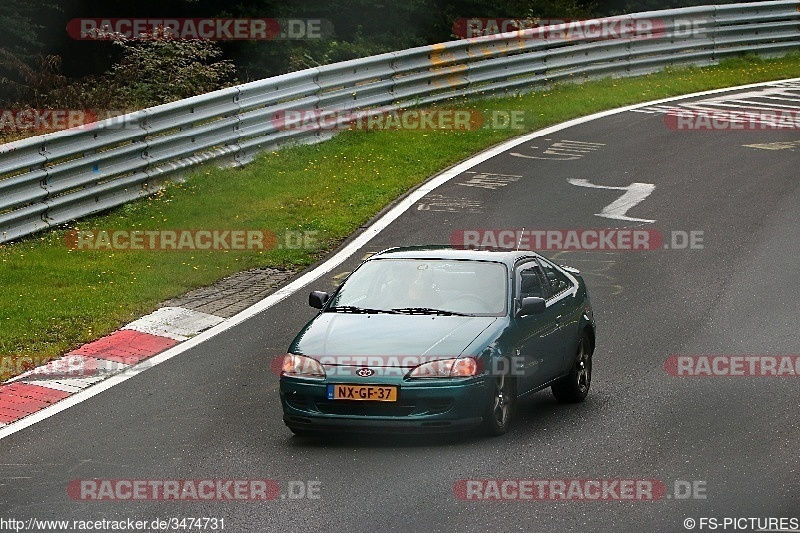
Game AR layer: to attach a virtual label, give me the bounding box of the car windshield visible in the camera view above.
[327,258,508,316]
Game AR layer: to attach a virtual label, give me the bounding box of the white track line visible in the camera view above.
[1,77,798,441]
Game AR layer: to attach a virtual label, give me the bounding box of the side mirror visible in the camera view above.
[516,296,545,318]
[309,291,330,309]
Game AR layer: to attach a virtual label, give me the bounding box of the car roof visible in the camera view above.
[368,245,541,267]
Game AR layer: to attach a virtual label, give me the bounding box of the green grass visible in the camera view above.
[2,53,799,379]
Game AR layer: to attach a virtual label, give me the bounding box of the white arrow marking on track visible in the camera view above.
[568,178,656,223]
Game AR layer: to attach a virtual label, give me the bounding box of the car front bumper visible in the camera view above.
[280,376,490,433]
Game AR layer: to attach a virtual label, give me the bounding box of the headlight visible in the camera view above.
[281,354,326,379]
[408,357,479,378]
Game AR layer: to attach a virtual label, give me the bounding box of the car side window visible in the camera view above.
[537,259,572,297]
[517,263,546,299]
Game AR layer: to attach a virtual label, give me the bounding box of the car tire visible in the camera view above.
[551,333,592,403]
[482,367,515,436]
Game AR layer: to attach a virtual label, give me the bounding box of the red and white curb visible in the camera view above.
[0,307,223,426]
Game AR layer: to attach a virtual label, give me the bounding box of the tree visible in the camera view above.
[0,0,62,105]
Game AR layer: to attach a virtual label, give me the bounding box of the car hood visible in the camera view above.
[290,313,498,361]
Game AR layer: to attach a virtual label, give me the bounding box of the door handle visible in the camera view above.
[555,315,562,324]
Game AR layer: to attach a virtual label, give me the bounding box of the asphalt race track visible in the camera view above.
[1,81,799,532]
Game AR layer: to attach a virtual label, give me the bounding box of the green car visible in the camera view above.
[280,246,595,437]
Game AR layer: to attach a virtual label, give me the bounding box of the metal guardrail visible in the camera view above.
[1,1,798,243]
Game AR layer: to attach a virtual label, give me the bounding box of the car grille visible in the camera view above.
[287,396,455,417]
[316,400,417,417]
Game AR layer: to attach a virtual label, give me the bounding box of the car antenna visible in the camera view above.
[516,228,525,251]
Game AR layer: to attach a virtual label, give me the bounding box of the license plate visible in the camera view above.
[327,384,398,402]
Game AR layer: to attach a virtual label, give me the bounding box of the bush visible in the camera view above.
[105,31,238,108]
[0,32,238,143]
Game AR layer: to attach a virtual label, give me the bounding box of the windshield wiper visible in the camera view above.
[390,307,475,316]
[327,306,397,314]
